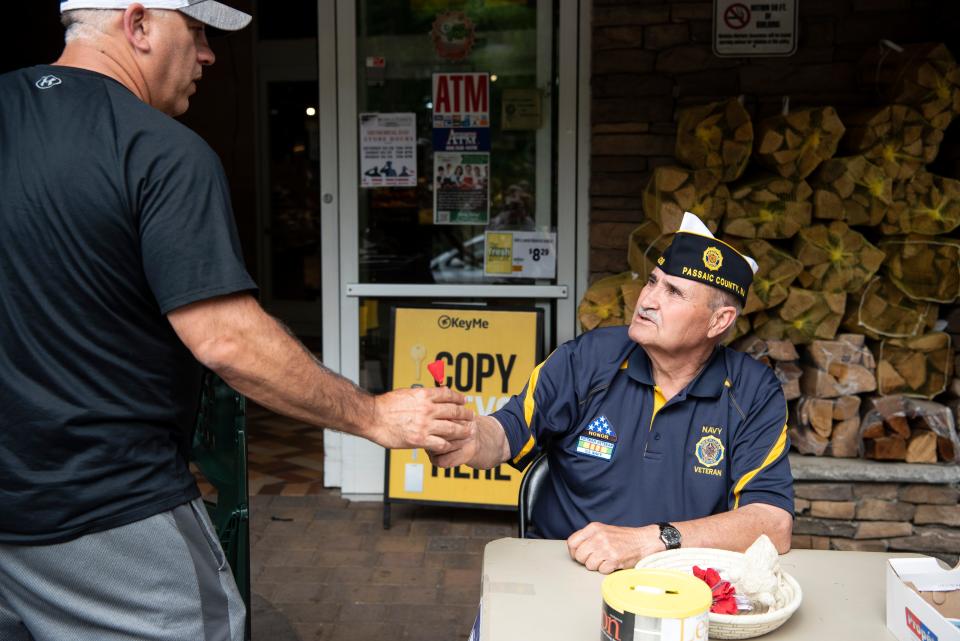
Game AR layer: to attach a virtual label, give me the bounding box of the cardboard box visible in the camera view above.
[887,557,960,641]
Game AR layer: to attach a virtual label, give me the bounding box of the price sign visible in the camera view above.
[484,231,557,279]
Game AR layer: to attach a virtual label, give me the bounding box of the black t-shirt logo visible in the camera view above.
[35,75,62,90]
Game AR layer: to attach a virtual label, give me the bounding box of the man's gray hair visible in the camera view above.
[62,9,120,44]
[709,287,743,342]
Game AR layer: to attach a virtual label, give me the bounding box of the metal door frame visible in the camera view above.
[326,0,589,496]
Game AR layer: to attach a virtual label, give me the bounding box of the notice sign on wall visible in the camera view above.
[713,0,797,57]
[385,307,542,512]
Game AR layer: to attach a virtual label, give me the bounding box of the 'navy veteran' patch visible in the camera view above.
[576,415,617,460]
[695,435,725,467]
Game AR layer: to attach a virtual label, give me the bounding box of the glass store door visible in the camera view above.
[331,0,582,496]
[255,1,340,345]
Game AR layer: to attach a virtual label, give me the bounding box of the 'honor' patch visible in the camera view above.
[576,415,617,461]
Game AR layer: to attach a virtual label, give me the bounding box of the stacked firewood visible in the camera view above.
[642,166,729,233]
[861,42,960,130]
[577,272,641,331]
[736,239,802,314]
[842,105,943,180]
[842,277,938,339]
[877,333,953,399]
[732,335,803,401]
[802,336,878,398]
[674,98,753,183]
[753,289,846,345]
[577,41,960,463]
[811,156,892,227]
[722,176,812,239]
[754,107,845,179]
[860,396,959,463]
[880,237,960,303]
[880,170,960,235]
[788,335,877,458]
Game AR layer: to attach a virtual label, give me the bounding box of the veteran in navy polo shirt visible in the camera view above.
[434,212,794,575]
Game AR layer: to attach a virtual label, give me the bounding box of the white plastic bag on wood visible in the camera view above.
[859,396,959,463]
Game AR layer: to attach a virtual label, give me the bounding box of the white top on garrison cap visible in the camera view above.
[677,212,759,274]
[60,0,252,31]
[656,211,759,306]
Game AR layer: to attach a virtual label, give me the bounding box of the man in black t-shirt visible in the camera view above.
[0,3,472,640]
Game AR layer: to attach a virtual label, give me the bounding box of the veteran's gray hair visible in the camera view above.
[709,287,742,316]
[709,287,742,343]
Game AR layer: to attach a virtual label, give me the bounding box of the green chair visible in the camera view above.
[191,371,251,640]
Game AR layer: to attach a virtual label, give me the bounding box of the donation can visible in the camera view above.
[601,568,712,641]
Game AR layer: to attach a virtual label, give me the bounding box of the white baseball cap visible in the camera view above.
[60,0,252,31]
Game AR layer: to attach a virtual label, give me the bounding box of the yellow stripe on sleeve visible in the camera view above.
[732,421,788,509]
[510,357,549,465]
[523,359,547,427]
[513,435,536,465]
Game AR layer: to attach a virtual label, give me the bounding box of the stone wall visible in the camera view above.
[789,455,960,564]
[589,0,960,281]
[793,481,960,564]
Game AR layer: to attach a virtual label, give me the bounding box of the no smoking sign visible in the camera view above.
[714,0,797,57]
[723,3,750,30]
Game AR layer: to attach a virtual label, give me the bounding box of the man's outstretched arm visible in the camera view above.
[566,504,793,575]
[167,293,473,452]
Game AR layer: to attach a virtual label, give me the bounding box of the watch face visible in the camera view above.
[660,525,681,548]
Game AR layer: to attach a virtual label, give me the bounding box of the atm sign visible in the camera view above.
[432,73,489,128]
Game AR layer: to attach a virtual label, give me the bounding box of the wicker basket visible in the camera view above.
[635,548,802,639]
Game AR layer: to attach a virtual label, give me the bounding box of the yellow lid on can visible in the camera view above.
[602,569,712,619]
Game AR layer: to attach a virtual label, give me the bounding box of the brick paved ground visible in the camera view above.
[241,406,517,641]
[249,495,514,641]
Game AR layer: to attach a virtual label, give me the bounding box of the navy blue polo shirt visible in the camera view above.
[492,326,793,540]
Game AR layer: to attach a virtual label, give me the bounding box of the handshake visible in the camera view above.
[369,386,484,469]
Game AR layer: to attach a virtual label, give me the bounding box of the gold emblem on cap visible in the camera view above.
[657,256,665,265]
[702,247,723,272]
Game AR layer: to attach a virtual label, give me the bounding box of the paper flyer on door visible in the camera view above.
[433,151,490,225]
[359,112,417,188]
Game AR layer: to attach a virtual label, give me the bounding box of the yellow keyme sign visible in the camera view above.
[385,306,541,508]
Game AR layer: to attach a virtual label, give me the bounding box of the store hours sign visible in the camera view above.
[713,0,798,57]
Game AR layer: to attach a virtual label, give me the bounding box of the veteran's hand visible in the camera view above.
[566,522,663,574]
[371,387,473,452]
[427,414,509,470]
[426,420,480,469]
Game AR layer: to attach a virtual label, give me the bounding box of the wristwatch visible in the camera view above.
[657,522,682,550]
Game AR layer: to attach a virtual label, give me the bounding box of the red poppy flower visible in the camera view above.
[693,565,740,614]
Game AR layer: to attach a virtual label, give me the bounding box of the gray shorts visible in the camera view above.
[0,498,246,641]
